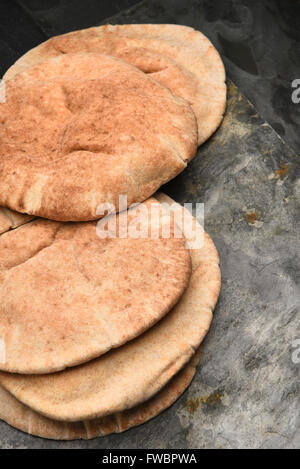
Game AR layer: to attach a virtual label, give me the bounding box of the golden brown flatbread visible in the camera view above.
[0,53,197,221]
[0,348,201,440]
[0,195,220,422]
[0,197,191,374]
[4,24,226,145]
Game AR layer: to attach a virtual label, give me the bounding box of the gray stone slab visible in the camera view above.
[165,82,300,449]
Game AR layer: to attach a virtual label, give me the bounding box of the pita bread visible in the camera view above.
[0,207,34,235]
[0,53,197,221]
[0,348,201,440]
[4,24,226,145]
[0,195,220,422]
[0,197,191,374]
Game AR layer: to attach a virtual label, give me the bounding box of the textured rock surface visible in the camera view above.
[0,1,299,450]
[167,82,300,449]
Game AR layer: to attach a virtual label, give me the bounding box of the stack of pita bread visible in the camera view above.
[0,24,224,440]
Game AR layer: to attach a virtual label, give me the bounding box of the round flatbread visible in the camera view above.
[0,207,34,235]
[0,194,221,422]
[0,197,191,374]
[0,53,197,221]
[4,23,226,145]
[0,348,201,440]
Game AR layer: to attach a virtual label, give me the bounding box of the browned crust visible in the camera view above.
[0,195,220,422]
[0,53,197,221]
[0,347,202,440]
[0,207,34,234]
[0,197,191,374]
[4,23,226,146]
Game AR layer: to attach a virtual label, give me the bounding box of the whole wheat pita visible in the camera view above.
[4,24,226,145]
[0,195,220,422]
[0,348,201,440]
[0,53,197,221]
[0,197,191,374]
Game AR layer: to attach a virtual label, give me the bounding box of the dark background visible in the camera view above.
[1,0,300,155]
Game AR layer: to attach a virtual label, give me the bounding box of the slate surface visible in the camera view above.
[0,0,299,450]
[17,0,139,37]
